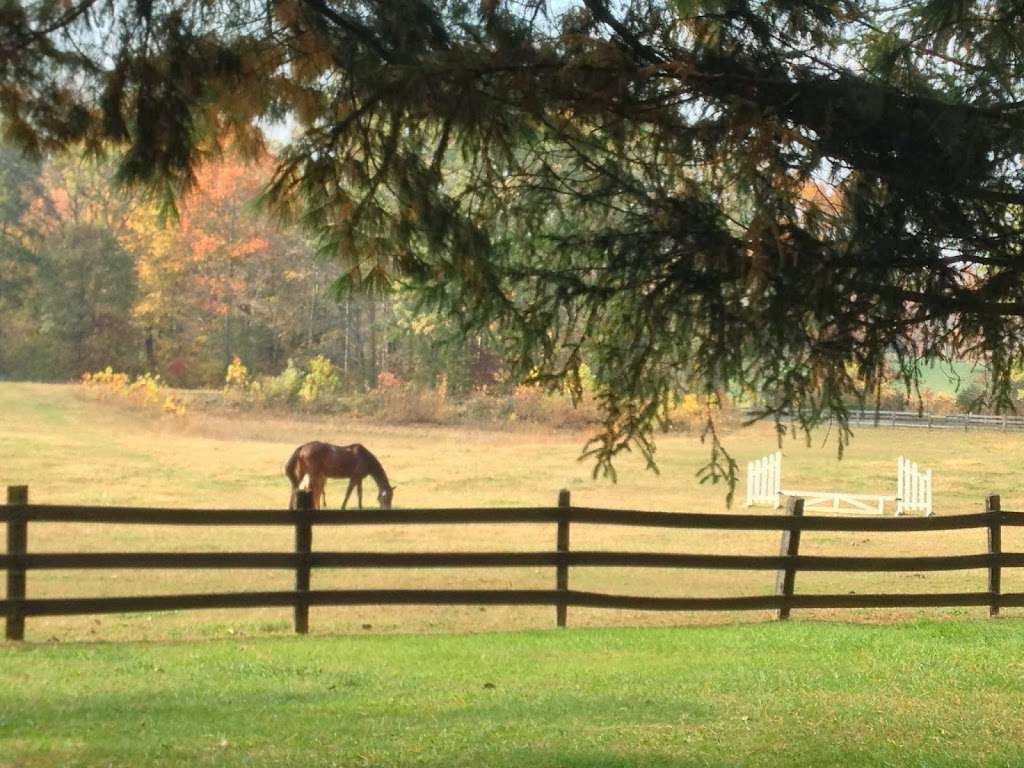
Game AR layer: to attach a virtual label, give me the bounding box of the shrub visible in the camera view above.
[505,383,600,429]
[224,356,250,391]
[668,393,705,431]
[81,368,187,417]
[461,388,512,422]
[377,370,402,390]
[366,373,454,423]
[256,359,305,406]
[919,389,958,415]
[80,367,129,397]
[956,381,987,413]
[298,355,342,407]
[510,384,546,421]
[663,392,741,433]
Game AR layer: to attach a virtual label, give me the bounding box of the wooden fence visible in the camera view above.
[2,485,1021,641]
[745,408,1024,432]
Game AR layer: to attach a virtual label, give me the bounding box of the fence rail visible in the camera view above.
[2,486,1018,640]
[745,408,1024,432]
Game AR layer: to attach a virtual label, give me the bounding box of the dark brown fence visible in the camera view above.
[2,485,1020,641]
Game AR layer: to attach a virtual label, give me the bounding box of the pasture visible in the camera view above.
[5,382,1024,641]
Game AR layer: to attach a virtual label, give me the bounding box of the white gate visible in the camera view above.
[745,451,782,507]
[896,456,933,516]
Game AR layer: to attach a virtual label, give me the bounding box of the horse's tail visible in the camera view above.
[284,446,303,510]
[285,446,303,488]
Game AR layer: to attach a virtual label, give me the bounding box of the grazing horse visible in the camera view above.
[284,441,395,510]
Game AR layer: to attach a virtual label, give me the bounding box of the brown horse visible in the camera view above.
[284,441,395,510]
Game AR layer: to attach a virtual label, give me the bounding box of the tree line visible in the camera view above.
[0,147,499,393]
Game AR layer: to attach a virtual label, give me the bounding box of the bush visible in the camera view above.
[667,393,704,431]
[919,389,958,415]
[461,388,512,422]
[224,356,250,391]
[249,359,305,407]
[877,383,909,411]
[956,381,987,413]
[81,367,187,417]
[80,367,130,397]
[505,383,599,429]
[509,384,546,422]
[363,372,454,424]
[200,359,754,432]
[298,355,343,408]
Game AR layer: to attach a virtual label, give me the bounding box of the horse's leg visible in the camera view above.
[341,479,356,510]
[309,475,325,510]
[357,479,363,509]
[288,469,304,511]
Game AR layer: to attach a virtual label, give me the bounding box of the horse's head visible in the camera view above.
[378,484,395,510]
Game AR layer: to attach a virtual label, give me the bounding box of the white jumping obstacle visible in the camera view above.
[745,453,933,516]
[896,456,933,516]
[745,451,782,508]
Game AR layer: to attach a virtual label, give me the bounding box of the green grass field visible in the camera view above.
[4,621,1024,767]
[5,383,1024,767]
[916,360,986,394]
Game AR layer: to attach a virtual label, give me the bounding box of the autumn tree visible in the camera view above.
[0,146,413,388]
[6,1,1024,482]
[1,153,141,377]
[141,157,329,384]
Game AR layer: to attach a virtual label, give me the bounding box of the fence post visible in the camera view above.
[775,496,804,621]
[987,494,1001,618]
[556,489,571,628]
[293,490,313,635]
[5,486,28,642]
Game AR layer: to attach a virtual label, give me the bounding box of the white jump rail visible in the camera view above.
[778,490,893,515]
[746,454,934,516]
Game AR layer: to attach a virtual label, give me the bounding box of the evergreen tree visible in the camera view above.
[5,1,1024,482]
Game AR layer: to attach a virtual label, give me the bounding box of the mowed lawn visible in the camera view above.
[4,381,1024,641]
[4,621,1024,767]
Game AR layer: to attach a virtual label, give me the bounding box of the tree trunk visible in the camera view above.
[367,298,378,389]
[223,306,232,368]
[307,275,319,347]
[351,298,365,389]
[343,298,350,375]
[144,326,157,370]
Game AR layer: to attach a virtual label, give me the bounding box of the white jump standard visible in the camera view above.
[745,452,933,516]
[895,457,933,515]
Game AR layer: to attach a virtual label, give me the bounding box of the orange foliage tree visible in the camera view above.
[133,156,320,385]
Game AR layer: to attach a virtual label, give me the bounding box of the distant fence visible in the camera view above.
[745,408,1024,432]
[1,486,1019,641]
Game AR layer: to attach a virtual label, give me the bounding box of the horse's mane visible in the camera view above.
[358,445,390,488]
